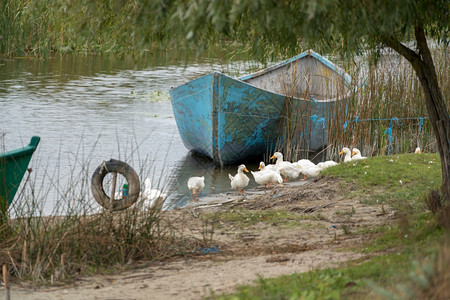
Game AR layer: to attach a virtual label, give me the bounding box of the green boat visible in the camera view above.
[0,136,40,209]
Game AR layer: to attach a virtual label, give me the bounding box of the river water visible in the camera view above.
[1,53,265,214]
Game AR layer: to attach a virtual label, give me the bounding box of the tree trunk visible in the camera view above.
[384,27,450,204]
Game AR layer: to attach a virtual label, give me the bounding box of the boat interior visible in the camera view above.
[243,56,349,102]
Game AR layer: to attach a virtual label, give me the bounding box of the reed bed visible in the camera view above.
[1,1,147,57]
[276,48,449,162]
[0,137,200,283]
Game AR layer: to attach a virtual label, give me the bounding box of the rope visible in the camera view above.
[220,110,436,135]
[342,116,428,132]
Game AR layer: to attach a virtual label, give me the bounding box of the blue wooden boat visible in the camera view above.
[169,49,351,166]
[0,136,40,209]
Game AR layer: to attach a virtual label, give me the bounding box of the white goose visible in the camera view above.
[415,147,421,154]
[251,162,283,188]
[352,148,367,160]
[140,178,167,210]
[229,164,250,194]
[187,176,205,198]
[339,147,353,162]
[270,152,300,182]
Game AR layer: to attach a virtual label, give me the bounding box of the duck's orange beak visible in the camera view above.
[258,164,262,170]
[270,155,275,159]
[244,167,249,172]
[339,150,344,155]
[352,151,356,155]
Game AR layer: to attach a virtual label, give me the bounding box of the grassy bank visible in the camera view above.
[208,153,448,299]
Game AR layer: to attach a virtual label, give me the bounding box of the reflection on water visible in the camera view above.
[0,53,265,214]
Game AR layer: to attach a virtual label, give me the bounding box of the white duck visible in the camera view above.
[229,164,250,194]
[114,190,123,200]
[317,160,339,170]
[339,147,353,162]
[251,162,283,188]
[298,164,322,180]
[270,152,300,182]
[415,147,421,154]
[262,161,279,173]
[293,159,316,169]
[352,148,367,160]
[187,176,205,198]
[140,178,167,210]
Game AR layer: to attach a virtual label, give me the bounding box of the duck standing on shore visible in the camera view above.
[251,162,283,188]
[297,164,322,180]
[229,164,250,194]
[270,152,300,182]
[141,178,167,210]
[187,176,205,199]
[293,159,316,169]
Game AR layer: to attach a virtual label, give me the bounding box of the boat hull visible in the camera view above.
[0,136,40,207]
[170,50,350,166]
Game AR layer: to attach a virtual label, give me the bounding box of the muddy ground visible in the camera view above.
[4,177,394,300]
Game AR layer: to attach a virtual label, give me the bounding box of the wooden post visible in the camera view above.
[3,265,10,300]
[110,172,117,213]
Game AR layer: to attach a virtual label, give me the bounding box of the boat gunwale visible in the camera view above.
[170,50,352,104]
[237,49,352,103]
[0,136,40,160]
[1,136,40,206]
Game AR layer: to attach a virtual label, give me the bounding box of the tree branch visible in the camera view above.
[383,35,421,66]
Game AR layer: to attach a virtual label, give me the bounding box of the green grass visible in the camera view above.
[323,153,441,212]
[209,153,447,300]
[210,248,439,300]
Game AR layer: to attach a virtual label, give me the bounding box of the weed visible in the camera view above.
[200,214,215,246]
[315,212,328,221]
[342,225,351,235]
[369,239,450,300]
[0,138,194,283]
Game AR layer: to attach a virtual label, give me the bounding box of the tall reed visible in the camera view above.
[275,48,449,161]
[0,137,199,283]
[0,1,150,57]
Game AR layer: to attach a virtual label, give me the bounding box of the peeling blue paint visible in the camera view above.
[169,51,351,166]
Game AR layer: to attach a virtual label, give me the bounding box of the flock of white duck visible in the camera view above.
[115,146,422,209]
[187,147,370,198]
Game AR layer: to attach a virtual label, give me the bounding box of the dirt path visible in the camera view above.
[11,249,363,300]
[4,178,394,300]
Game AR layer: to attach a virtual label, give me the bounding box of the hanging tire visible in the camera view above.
[91,159,140,211]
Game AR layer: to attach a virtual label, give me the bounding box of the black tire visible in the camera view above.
[91,159,140,211]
